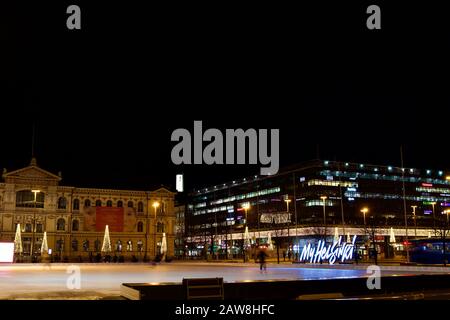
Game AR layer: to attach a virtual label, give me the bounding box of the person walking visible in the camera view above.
[257,248,268,273]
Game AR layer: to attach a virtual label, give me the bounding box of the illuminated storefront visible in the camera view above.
[182,159,449,260]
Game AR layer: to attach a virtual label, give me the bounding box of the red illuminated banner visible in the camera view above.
[96,207,124,232]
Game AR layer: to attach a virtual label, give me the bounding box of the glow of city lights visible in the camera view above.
[0,242,15,263]
[299,236,357,265]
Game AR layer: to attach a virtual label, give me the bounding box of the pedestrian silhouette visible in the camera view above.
[257,248,268,273]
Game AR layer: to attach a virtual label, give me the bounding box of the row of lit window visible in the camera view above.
[320,170,450,185]
[18,220,160,233]
[70,198,145,212]
[57,239,145,253]
[209,187,281,206]
[323,161,445,177]
[194,205,234,216]
[416,187,450,194]
[307,179,358,188]
[344,191,449,202]
[305,200,335,207]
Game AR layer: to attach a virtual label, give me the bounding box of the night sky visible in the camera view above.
[2,2,449,192]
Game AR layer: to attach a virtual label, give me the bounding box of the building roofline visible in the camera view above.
[189,159,450,196]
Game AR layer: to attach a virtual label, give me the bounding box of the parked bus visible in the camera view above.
[409,239,450,264]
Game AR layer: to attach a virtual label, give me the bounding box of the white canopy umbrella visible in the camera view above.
[334,227,339,242]
[40,231,48,254]
[161,232,167,256]
[14,223,23,254]
[267,232,274,250]
[244,226,251,247]
[389,227,396,243]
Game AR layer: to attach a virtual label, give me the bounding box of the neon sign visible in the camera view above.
[299,236,357,265]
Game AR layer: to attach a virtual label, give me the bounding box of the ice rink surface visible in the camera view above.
[0,262,448,299]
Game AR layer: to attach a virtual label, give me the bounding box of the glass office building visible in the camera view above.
[181,160,450,259]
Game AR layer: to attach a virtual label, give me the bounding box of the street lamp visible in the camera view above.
[444,209,450,224]
[284,198,292,252]
[360,207,368,231]
[360,207,370,262]
[152,201,160,259]
[284,199,291,212]
[242,203,250,262]
[30,189,40,259]
[431,202,437,236]
[411,205,418,238]
[320,196,327,242]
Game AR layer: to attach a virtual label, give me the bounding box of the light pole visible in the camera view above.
[360,207,368,260]
[431,202,437,236]
[284,198,291,253]
[411,205,417,238]
[30,189,40,259]
[285,199,291,213]
[320,196,327,242]
[445,209,450,266]
[444,209,450,224]
[242,203,250,262]
[360,207,368,230]
[152,201,160,259]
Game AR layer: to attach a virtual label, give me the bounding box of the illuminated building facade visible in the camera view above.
[0,158,176,261]
[183,159,450,258]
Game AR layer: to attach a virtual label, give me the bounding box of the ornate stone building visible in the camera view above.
[0,158,176,261]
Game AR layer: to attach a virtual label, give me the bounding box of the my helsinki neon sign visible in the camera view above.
[300,236,357,265]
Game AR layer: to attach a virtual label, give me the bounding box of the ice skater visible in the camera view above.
[257,247,268,273]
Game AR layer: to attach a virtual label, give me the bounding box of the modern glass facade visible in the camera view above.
[181,160,450,259]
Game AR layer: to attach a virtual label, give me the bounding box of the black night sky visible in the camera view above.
[2,2,449,192]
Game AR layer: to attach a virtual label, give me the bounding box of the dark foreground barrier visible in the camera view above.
[121,274,450,300]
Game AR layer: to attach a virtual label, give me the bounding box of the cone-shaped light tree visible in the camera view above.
[41,231,48,254]
[101,225,112,253]
[14,223,23,254]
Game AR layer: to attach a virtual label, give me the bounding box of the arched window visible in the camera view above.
[36,223,43,233]
[73,199,80,211]
[137,201,144,213]
[106,200,112,207]
[56,239,64,252]
[25,223,32,232]
[117,200,123,208]
[83,239,90,251]
[95,200,102,207]
[72,239,78,252]
[84,199,91,207]
[127,201,134,208]
[72,219,79,231]
[57,197,67,209]
[94,239,101,252]
[157,222,165,233]
[137,221,144,232]
[15,190,44,208]
[57,218,65,231]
